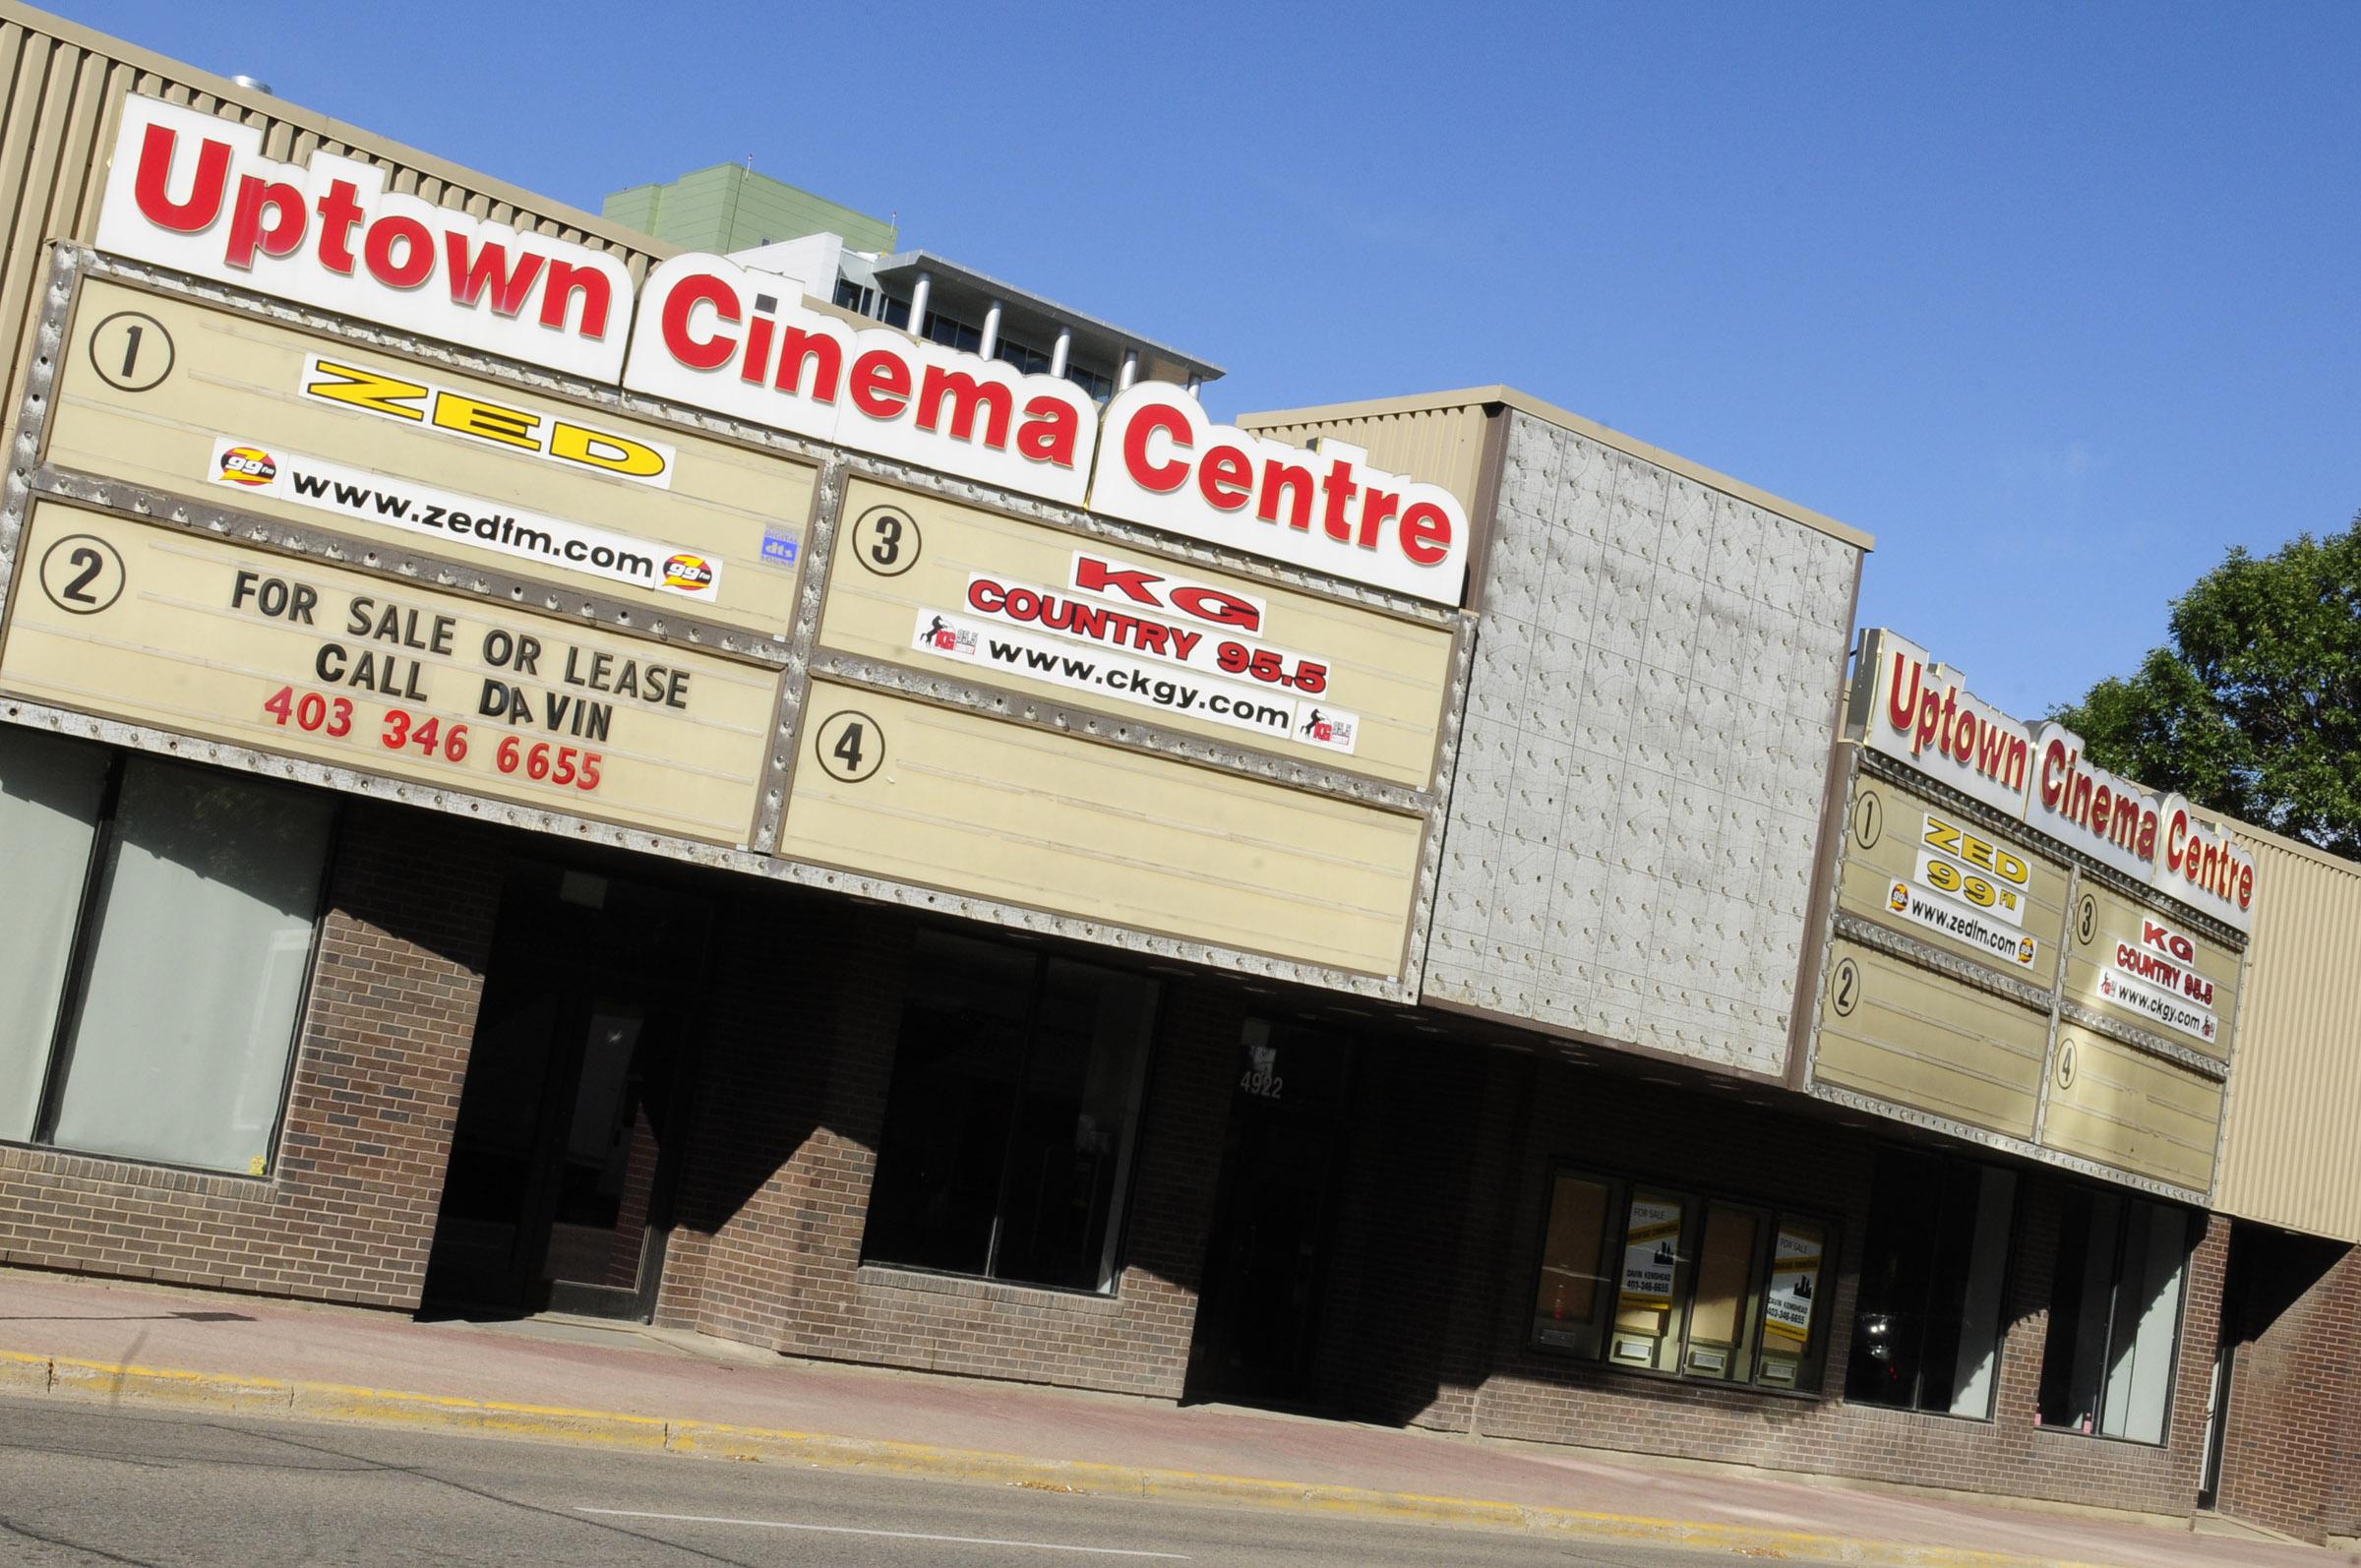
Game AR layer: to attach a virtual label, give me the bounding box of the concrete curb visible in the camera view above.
[0,1350,2113,1567]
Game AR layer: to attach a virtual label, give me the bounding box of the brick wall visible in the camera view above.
[657,896,1238,1399]
[2212,1224,2361,1542]
[1313,1047,2230,1521]
[0,802,499,1307]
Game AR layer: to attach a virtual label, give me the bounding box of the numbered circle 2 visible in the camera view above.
[38,535,127,615]
[849,504,920,576]
[813,709,885,783]
[1830,956,1861,1017]
[89,311,175,392]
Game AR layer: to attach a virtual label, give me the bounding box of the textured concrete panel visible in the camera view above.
[1425,410,1861,1073]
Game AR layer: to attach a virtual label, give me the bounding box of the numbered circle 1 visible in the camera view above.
[848,504,920,576]
[813,709,885,783]
[89,311,174,392]
[1852,786,1884,849]
[1830,956,1861,1017]
[38,534,127,615]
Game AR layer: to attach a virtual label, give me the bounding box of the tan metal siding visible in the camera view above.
[1238,402,1492,512]
[0,2,667,454]
[2216,830,2361,1241]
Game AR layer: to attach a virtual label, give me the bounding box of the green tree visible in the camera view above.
[2051,513,2361,861]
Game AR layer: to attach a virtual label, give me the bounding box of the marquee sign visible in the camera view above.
[94,96,1472,607]
[1810,628,2256,1199]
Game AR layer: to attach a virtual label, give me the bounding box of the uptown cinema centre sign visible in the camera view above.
[97,95,1472,606]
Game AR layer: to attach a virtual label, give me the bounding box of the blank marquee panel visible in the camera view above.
[779,680,1426,976]
[1813,938,2050,1139]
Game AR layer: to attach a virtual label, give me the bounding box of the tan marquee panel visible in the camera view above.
[2064,880,2241,1062]
[817,479,1457,788]
[1812,939,2050,1139]
[1837,775,2070,981]
[0,502,778,844]
[2043,1032,2222,1192]
[778,680,1426,977]
[45,277,815,635]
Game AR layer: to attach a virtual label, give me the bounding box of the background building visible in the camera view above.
[605,164,1221,400]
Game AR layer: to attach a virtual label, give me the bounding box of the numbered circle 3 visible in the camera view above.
[89,311,175,392]
[38,535,127,615]
[849,504,920,576]
[813,709,886,783]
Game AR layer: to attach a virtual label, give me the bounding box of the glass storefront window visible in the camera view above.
[1683,1201,1765,1382]
[0,729,108,1141]
[0,731,333,1174]
[2037,1189,2191,1443]
[863,931,1157,1294]
[1534,1168,1832,1394]
[1846,1149,2017,1418]
[1531,1174,1613,1356]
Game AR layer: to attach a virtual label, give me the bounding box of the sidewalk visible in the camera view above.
[0,1267,2327,1567]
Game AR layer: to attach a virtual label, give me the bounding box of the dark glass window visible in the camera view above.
[920,310,982,353]
[996,336,1051,376]
[1845,1149,2016,1417]
[862,932,1156,1293]
[2037,1188,2191,1443]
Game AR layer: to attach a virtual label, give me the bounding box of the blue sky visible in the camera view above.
[79,0,2360,719]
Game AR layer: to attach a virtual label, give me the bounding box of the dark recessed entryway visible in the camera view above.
[422,859,711,1320]
[1185,1020,1353,1407]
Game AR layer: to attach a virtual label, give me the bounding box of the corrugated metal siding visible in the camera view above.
[0,4,667,446]
[1239,401,1493,512]
[2216,831,2361,1241]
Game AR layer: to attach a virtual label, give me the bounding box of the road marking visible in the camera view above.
[575,1507,1190,1558]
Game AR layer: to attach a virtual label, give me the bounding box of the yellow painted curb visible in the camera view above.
[0,1348,2117,1568]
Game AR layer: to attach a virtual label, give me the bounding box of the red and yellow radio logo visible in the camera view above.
[662,554,714,591]
[217,446,277,486]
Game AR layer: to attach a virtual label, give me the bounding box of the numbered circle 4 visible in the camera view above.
[38,535,127,615]
[849,504,920,576]
[89,311,175,392]
[813,709,885,783]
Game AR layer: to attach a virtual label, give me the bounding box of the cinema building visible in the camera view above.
[3,4,2359,1545]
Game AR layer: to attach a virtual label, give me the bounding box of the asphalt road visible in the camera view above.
[0,1395,1842,1567]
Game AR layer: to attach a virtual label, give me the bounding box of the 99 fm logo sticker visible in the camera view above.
[217,445,277,486]
[662,554,715,591]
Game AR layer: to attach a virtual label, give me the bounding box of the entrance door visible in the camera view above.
[1187,1023,1352,1405]
[424,864,707,1318]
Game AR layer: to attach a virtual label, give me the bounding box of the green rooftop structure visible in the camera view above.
[603,164,897,256]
